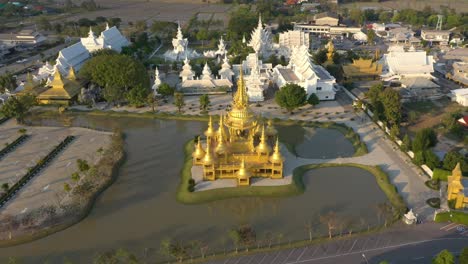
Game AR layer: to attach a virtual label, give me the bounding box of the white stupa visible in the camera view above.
[152,67,162,95]
[204,36,227,58]
[219,55,234,82]
[201,63,213,80]
[244,57,265,102]
[34,61,55,82]
[164,22,200,61]
[179,57,196,82]
[248,15,272,56]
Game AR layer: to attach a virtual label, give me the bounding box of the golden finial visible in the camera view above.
[51,67,65,89]
[452,162,462,179]
[233,70,248,108]
[217,114,227,141]
[256,125,271,155]
[237,156,251,179]
[193,136,206,160]
[326,39,334,62]
[204,116,216,138]
[202,138,214,165]
[269,137,284,164]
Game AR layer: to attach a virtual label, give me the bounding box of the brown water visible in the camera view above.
[0,116,388,263]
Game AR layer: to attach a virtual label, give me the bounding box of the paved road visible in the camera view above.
[206,223,468,264]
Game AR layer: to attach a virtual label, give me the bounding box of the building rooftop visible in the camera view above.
[312,64,334,81]
[276,68,300,82]
[401,77,439,89]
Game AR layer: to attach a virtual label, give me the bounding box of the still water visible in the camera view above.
[0,116,388,263]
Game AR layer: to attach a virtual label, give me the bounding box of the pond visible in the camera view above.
[0,116,388,263]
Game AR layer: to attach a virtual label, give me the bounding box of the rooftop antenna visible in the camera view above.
[436,15,443,30]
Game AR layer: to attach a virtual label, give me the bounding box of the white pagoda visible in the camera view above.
[233,53,273,102]
[218,55,234,82]
[34,61,55,82]
[248,15,272,56]
[180,57,196,82]
[273,45,336,100]
[80,24,129,53]
[204,36,227,58]
[278,30,310,58]
[152,67,162,95]
[201,63,214,80]
[164,23,199,61]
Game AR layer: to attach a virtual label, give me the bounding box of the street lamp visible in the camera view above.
[362,253,369,264]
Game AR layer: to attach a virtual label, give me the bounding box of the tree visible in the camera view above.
[196,29,209,47]
[94,248,140,264]
[63,183,71,192]
[432,249,454,264]
[36,16,52,31]
[157,83,175,97]
[320,211,338,239]
[366,29,376,44]
[390,125,400,140]
[199,94,210,111]
[0,73,17,93]
[275,84,306,113]
[227,7,257,40]
[412,128,437,152]
[77,159,90,172]
[366,83,384,108]
[408,111,419,124]
[126,85,150,107]
[307,93,320,107]
[0,94,36,124]
[443,151,467,172]
[424,150,441,170]
[380,88,401,126]
[159,239,189,262]
[71,172,80,182]
[459,247,468,264]
[79,53,149,105]
[1,183,9,193]
[228,229,241,253]
[313,49,328,65]
[147,93,157,113]
[173,92,185,113]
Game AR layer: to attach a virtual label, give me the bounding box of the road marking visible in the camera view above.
[348,239,357,253]
[296,248,307,261]
[413,257,424,260]
[285,237,468,264]
[283,249,295,263]
[311,246,319,257]
[258,254,267,264]
[460,230,468,235]
[446,224,461,231]
[440,223,456,230]
[361,238,369,251]
[270,251,281,263]
[233,256,242,264]
[245,255,254,264]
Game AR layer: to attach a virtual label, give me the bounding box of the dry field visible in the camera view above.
[341,0,468,13]
[63,0,233,26]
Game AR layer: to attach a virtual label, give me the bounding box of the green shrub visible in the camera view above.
[432,169,451,181]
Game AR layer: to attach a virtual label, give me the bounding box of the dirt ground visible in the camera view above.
[341,0,468,13]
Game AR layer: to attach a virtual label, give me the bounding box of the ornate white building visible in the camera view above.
[278,30,310,58]
[233,53,273,102]
[178,59,233,94]
[248,15,272,56]
[164,23,199,61]
[218,55,234,82]
[81,24,130,53]
[34,61,55,82]
[204,36,227,58]
[273,45,336,100]
[381,45,434,81]
[152,67,162,95]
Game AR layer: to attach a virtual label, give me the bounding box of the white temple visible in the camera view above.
[218,55,235,82]
[204,36,227,58]
[273,45,336,100]
[35,24,129,81]
[178,58,233,94]
[233,53,273,102]
[152,67,162,95]
[278,30,310,58]
[248,15,272,57]
[164,23,199,61]
[81,24,130,53]
[381,45,434,81]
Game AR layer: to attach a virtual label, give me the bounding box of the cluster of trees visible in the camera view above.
[0,73,17,93]
[79,52,150,106]
[0,94,36,124]
[274,83,319,113]
[37,16,121,37]
[432,248,468,264]
[366,83,402,129]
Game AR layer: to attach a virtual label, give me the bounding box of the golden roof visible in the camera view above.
[225,70,257,131]
[237,157,251,179]
[192,137,205,159]
[256,125,271,155]
[68,66,77,81]
[342,58,383,77]
[38,69,81,100]
[215,115,229,155]
[452,162,462,179]
[204,116,216,138]
[269,137,284,164]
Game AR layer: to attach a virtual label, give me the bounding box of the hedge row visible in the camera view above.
[0,136,75,208]
[0,135,29,160]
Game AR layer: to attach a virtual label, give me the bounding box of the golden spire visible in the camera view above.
[192,137,205,160]
[217,114,227,141]
[204,116,216,138]
[269,137,284,164]
[68,66,77,81]
[202,138,214,166]
[255,125,271,155]
[215,116,229,155]
[452,162,462,179]
[50,67,65,89]
[326,39,334,62]
[233,70,248,109]
[237,157,251,179]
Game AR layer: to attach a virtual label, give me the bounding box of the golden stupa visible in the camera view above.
[193,71,283,186]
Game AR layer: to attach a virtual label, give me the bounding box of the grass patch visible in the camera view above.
[432,168,452,181]
[435,211,468,225]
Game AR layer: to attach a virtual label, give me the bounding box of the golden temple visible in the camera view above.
[447,163,468,209]
[342,58,383,81]
[193,71,284,186]
[37,67,81,105]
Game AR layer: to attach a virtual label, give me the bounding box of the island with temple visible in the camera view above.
[191,71,284,187]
